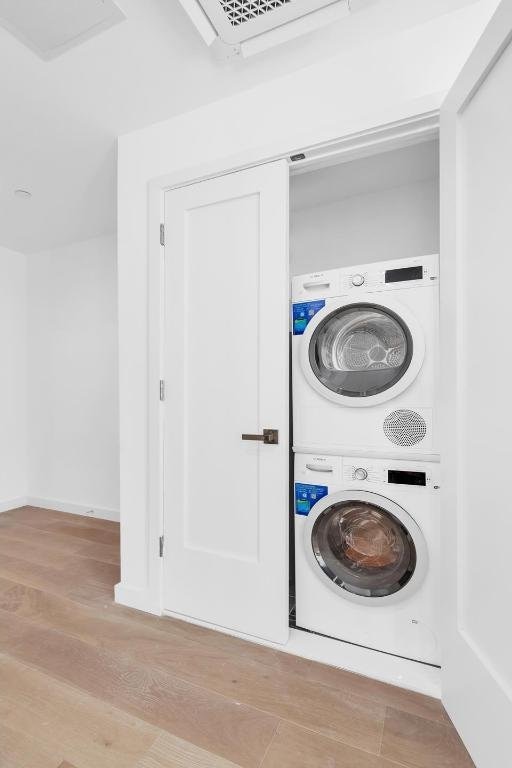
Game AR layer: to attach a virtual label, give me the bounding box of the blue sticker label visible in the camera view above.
[292,300,326,335]
[295,483,329,516]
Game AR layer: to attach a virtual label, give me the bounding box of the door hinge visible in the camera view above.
[160,223,165,246]
[159,535,164,557]
[159,379,165,401]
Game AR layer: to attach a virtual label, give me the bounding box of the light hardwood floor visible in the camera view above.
[0,506,474,768]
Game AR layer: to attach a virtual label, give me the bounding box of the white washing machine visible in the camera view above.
[294,452,440,664]
[291,255,439,457]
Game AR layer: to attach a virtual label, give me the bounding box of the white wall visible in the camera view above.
[27,235,119,519]
[0,247,27,510]
[290,140,439,274]
[116,1,495,612]
[291,179,439,276]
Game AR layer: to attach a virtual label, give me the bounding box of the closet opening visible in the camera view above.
[288,136,440,647]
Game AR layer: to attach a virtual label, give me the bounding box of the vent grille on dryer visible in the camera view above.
[219,0,291,26]
[383,409,427,447]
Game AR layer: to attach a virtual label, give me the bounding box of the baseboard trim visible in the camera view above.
[25,496,119,522]
[0,497,28,514]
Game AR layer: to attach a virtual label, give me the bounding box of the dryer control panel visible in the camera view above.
[341,254,439,294]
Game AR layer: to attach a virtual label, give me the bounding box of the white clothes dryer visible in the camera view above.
[294,452,440,664]
[291,255,439,457]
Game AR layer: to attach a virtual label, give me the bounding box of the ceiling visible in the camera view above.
[0,0,494,253]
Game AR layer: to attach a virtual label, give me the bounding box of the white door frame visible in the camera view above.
[145,108,440,615]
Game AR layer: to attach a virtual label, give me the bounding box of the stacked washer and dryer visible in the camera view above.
[291,255,441,665]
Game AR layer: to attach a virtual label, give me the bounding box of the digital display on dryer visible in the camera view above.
[385,266,423,283]
[388,470,426,486]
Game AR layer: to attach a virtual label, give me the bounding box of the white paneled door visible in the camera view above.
[162,160,289,644]
[441,3,512,766]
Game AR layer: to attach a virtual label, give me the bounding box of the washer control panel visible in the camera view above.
[295,454,440,492]
[343,458,438,489]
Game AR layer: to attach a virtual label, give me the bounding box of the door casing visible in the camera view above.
[439,3,512,764]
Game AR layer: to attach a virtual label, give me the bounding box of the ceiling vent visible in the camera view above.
[179,0,351,58]
[0,0,125,60]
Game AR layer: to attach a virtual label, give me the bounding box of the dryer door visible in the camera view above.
[301,299,425,407]
[304,490,428,605]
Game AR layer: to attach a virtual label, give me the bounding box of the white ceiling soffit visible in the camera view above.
[179,0,351,57]
[0,0,125,60]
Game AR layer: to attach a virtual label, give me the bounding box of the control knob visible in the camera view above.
[354,467,368,481]
[352,274,365,287]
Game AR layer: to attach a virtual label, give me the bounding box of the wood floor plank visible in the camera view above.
[0,578,385,754]
[0,723,58,768]
[87,586,446,726]
[0,576,131,641]
[0,550,90,594]
[20,518,120,545]
[2,505,120,532]
[0,653,158,768]
[125,641,385,753]
[260,721,404,768]
[181,623,446,725]
[65,581,119,606]
[380,707,475,768]
[261,650,449,726]
[89,596,447,725]
[0,520,120,564]
[0,612,278,768]
[61,555,120,585]
[0,535,76,569]
[135,731,243,768]
[0,551,115,605]
[0,722,58,768]
[0,542,119,598]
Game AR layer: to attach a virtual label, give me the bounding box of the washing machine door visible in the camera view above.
[301,298,425,407]
[303,490,428,605]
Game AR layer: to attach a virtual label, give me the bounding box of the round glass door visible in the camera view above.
[310,499,417,598]
[308,303,413,398]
